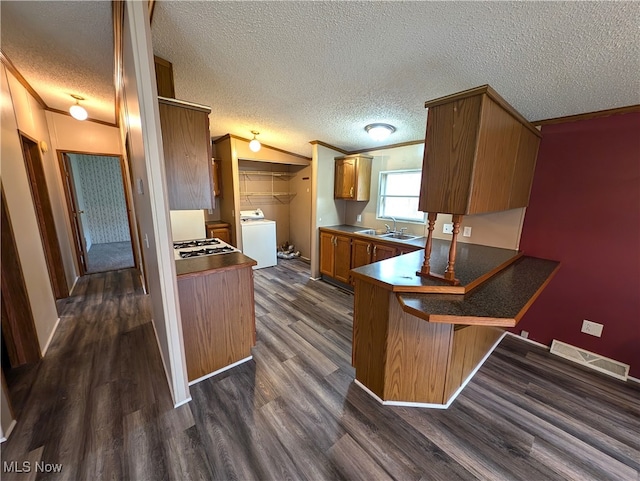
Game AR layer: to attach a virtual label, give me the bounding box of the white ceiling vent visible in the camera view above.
[550,340,629,381]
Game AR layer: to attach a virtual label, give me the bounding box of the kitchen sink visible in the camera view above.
[356,229,421,241]
[379,233,421,241]
[356,229,389,236]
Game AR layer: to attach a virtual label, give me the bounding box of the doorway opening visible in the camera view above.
[58,152,136,275]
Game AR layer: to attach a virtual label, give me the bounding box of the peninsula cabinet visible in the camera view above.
[158,96,213,210]
[419,85,542,215]
[319,231,351,283]
[334,154,373,201]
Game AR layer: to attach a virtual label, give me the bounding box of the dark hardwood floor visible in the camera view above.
[2,259,638,480]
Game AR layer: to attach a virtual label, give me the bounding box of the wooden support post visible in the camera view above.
[419,212,437,275]
[444,215,463,281]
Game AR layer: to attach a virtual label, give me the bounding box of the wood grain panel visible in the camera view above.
[334,158,355,199]
[334,235,352,283]
[177,266,256,381]
[351,238,372,270]
[153,56,175,98]
[352,279,390,397]
[443,325,503,401]
[419,95,482,214]
[158,99,212,210]
[355,155,372,201]
[508,124,541,209]
[467,95,522,214]
[1,188,41,366]
[372,242,397,262]
[319,232,335,276]
[384,296,453,403]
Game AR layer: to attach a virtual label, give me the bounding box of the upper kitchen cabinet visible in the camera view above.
[158,97,213,210]
[154,56,175,98]
[334,154,373,201]
[418,85,542,215]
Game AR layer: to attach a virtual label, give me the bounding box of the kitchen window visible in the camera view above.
[377,170,426,223]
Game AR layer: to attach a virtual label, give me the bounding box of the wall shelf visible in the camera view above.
[240,171,292,178]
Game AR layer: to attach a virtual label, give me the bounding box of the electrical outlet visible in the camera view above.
[581,319,603,337]
[356,214,362,222]
[463,226,472,237]
[443,223,453,234]
[520,330,529,339]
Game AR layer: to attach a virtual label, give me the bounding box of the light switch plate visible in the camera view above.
[463,226,472,237]
[443,223,453,234]
[581,319,603,337]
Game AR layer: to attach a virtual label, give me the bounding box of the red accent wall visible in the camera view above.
[516,112,640,378]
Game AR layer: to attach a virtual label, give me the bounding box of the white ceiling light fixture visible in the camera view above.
[69,94,88,121]
[365,123,396,142]
[249,130,261,152]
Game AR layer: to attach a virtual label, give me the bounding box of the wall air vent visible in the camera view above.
[550,340,629,381]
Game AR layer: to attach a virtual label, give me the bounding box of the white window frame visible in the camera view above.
[376,169,426,224]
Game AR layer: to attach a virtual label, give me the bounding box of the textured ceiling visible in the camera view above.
[151,1,640,156]
[1,1,115,124]
[1,1,638,156]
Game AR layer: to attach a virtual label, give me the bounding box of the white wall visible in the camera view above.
[310,143,346,277]
[344,143,526,250]
[1,65,59,354]
[122,0,190,406]
[46,111,122,154]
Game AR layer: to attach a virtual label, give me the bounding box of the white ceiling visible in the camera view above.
[1,0,115,124]
[2,1,639,157]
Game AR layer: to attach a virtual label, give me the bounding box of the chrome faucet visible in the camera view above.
[387,216,397,233]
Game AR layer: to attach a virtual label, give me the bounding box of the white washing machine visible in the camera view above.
[240,209,277,269]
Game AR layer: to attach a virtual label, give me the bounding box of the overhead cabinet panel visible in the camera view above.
[159,97,213,210]
[418,85,542,215]
[334,154,372,201]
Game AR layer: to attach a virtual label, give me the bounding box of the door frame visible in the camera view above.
[57,150,139,276]
[18,131,69,299]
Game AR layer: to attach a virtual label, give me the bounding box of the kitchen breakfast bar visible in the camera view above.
[175,252,257,384]
[349,238,559,408]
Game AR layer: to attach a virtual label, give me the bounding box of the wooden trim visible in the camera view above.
[215,133,313,161]
[1,186,43,366]
[425,85,541,138]
[148,0,156,23]
[57,152,88,275]
[533,104,640,126]
[19,132,69,299]
[1,49,119,128]
[310,139,425,156]
[112,0,124,128]
[0,50,47,109]
[513,262,561,323]
[46,107,118,128]
[309,140,349,155]
[158,96,211,113]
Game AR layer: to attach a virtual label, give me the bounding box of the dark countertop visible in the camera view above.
[175,252,256,279]
[350,238,521,293]
[320,224,426,249]
[398,256,560,327]
[205,220,231,227]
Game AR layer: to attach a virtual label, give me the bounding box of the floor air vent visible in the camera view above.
[550,340,629,381]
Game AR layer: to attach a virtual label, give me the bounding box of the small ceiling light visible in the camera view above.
[69,94,88,121]
[365,123,396,141]
[249,130,261,152]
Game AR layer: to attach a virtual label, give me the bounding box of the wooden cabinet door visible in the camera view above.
[372,243,397,262]
[398,245,421,256]
[334,158,356,199]
[207,226,231,244]
[351,238,372,269]
[319,232,335,276]
[333,235,352,283]
[159,99,213,210]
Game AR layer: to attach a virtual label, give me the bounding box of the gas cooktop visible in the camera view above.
[173,238,238,260]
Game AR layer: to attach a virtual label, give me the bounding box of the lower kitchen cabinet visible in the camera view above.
[351,238,372,270]
[320,231,351,283]
[372,243,397,262]
[206,221,231,244]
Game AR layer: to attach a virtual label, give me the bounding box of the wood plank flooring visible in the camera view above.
[2,259,638,480]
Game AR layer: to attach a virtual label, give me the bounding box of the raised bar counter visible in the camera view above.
[350,241,559,408]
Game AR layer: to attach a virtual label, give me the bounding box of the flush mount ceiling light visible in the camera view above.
[249,130,261,152]
[69,94,88,121]
[365,123,396,141]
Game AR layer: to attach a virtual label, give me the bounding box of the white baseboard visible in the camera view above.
[1,420,17,443]
[41,317,62,356]
[355,331,506,409]
[174,396,193,408]
[188,356,253,386]
[506,331,550,350]
[628,376,640,384]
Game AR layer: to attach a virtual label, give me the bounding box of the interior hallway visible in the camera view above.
[1,261,638,480]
